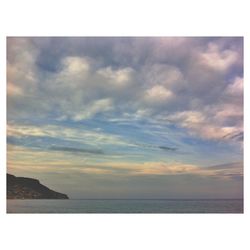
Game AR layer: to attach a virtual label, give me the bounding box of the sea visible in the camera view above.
[7,199,243,213]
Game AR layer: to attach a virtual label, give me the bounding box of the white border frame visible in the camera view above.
[1,1,249,250]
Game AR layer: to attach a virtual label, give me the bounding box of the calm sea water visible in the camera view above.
[7,199,243,213]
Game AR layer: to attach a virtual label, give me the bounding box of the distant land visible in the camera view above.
[7,174,69,199]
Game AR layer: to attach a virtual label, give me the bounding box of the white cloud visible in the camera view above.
[214,103,243,123]
[199,42,239,72]
[7,124,133,147]
[7,39,38,95]
[7,82,23,96]
[62,56,89,74]
[100,160,242,179]
[168,111,205,125]
[226,76,243,96]
[166,110,241,141]
[145,85,173,103]
[73,98,114,121]
[97,66,134,85]
[133,161,199,175]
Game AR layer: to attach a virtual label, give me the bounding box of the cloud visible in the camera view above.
[7,124,133,148]
[198,42,239,72]
[8,144,242,180]
[59,160,242,179]
[49,146,104,155]
[73,98,114,121]
[133,142,177,152]
[166,110,228,140]
[7,123,180,160]
[7,82,23,96]
[7,37,243,146]
[126,161,243,179]
[202,162,243,180]
[140,63,184,87]
[131,162,199,176]
[145,85,174,103]
[97,66,134,85]
[222,131,243,141]
[62,56,90,75]
[158,146,177,151]
[226,76,243,96]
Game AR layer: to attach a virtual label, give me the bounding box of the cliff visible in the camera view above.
[7,174,69,199]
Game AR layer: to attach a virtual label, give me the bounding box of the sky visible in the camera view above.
[7,37,243,199]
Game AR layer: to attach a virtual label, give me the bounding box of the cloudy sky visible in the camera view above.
[7,37,243,199]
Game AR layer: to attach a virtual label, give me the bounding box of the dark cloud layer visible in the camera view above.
[49,146,104,155]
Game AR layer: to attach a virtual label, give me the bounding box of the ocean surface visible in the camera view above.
[7,199,243,213]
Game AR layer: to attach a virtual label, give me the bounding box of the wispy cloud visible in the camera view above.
[132,142,177,151]
[49,146,104,155]
[222,131,243,141]
[8,147,242,180]
[7,124,133,147]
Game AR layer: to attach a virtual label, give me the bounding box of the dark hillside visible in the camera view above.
[7,174,68,199]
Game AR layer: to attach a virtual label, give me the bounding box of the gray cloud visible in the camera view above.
[7,37,243,143]
[158,146,177,151]
[49,146,104,155]
[203,162,243,181]
[132,142,177,152]
[204,161,243,170]
[222,131,244,141]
